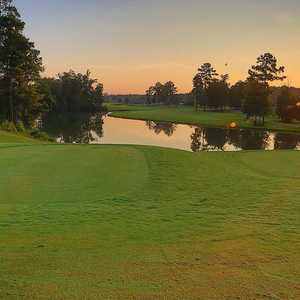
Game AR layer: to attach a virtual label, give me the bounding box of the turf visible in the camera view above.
[0,141,300,299]
[0,130,40,144]
[107,103,300,133]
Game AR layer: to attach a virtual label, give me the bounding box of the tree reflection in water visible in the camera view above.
[41,114,300,151]
[189,127,292,152]
[42,113,104,144]
[274,133,300,150]
[146,121,177,137]
[227,129,270,150]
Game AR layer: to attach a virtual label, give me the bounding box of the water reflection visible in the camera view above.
[42,113,104,144]
[146,121,177,136]
[227,129,270,151]
[41,113,300,152]
[274,133,300,150]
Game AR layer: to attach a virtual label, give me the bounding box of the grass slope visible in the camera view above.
[108,103,300,133]
[0,130,41,144]
[0,143,300,299]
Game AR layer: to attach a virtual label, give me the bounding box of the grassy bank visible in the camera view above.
[0,140,299,299]
[107,103,300,133]
[0,129,42,144]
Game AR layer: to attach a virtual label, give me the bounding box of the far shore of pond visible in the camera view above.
[107,103,300,133]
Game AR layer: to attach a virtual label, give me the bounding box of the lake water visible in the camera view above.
[42,113,300,152]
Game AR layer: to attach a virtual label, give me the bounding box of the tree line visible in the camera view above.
[145,53,300,126]
[0,0,105,130]
[146,81,178,105]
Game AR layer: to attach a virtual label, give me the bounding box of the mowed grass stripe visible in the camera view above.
[0,144,299,299]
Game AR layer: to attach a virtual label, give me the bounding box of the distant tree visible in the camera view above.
[229,81,246,109]
[193,63,218,111]
[153,82,164,104]
[276,86,296,122]
[248,53,286,84]
[163,81,177,105]
[206,75,230,110]
[242,80,270,125]
[145,86,155,104]
[146,81,178,105]
[192,74,206,111]
[242,53,286,126]
[197,63,219,88]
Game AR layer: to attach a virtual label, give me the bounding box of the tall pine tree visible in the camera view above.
[0,0,43,124]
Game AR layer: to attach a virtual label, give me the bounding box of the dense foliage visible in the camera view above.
[146,81,178,105]
[0,0,43,125]
[191,53,289,126]
[0,1,105,129]
[242,80,270,125]
[39,70,105,113]
[276,86,300,122]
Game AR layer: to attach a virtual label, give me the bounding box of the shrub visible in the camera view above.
[30,129,54,142]
[16,120,26,132]
[0,121,18,133]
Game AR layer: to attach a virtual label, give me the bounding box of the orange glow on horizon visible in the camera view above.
[43,64,300,95]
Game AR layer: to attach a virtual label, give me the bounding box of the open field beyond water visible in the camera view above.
[0,136,300,299]
[108,103,300,133]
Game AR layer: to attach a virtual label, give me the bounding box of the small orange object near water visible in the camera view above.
[229,121,237,129]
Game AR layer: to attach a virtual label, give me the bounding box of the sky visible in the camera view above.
[15,0,300,94]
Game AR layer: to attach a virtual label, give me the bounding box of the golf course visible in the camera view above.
[2,0,300,298]
[0,130,299,299]
[108,103,300,133]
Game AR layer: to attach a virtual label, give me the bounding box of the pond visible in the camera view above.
[41,113,300,152]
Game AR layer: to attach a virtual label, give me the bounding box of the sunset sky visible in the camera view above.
[15,0,300,94]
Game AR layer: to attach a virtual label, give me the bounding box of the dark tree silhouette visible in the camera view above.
[40,70,105,113]
[229,81,246,109]
[242,80,270,126]
[0,0,43,124]
[241,53,287,126]
[276,86,298,122]
[206,75,230,111]
[146,81,178,105]
[248,53,286,83]
[192,63,218,111]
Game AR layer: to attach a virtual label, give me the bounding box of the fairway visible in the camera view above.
[0,143,300,299]
[108,103,300,133]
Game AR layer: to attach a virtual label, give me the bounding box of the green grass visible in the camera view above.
[0,140,300,299]
[107,103,300,133]
[0,129,41,144]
